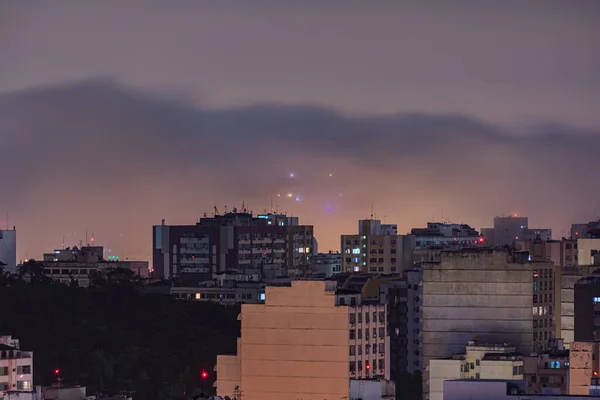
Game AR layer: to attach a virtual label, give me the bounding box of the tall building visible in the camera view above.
[557,264,596,347]
[153,211,314,281]
[574,274,600,342]
[214,281,394,400]
[341,219,414,274]
[0,228,16,274]
[428,341,524,400]
[482,215,551,247]
[0,336,33,393]
[532,262,557,352]
[421,249,533,399]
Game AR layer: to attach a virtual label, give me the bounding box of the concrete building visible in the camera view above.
[214,281,394,400]
[578,238,600,266]
[428,341,524,400]
[572,219,600,239]
[312,251,342,279]
[0,228,17,274]
[0,336,33,393]
[516,239,578,267]
[482,215,551,247]
[574,274,600,342]
[38,246,149,287]
[154,212,314,281]
[171,282,266,305]
[444,378,600,400]
[532,262,557,351]
[341,219,414,274]
[421,249,533,399]
[522,346,569,395]
[569,341,600,396]
[558,265,597,347]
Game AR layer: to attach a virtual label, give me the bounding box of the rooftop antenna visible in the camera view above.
[242,199,245,213]
[370,203,374,220]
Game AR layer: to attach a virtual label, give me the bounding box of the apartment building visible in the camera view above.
[421,249,533,399]
[522,346,569,395]
[532,262,557,351]
[428,341,524,400]
[341,219,414,274]
[0,336,33,393]
[481,215,551,247]
[312,251,342,279]
[38,246,149,286]
[517,239,578,267]
[0,228,17,274]
[572,219,600,239]
[558,264,596,347]
[214,281,394,400]
[574,274,600,342]
[154,211,314,281]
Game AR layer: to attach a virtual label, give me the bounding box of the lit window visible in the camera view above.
[298,248,304,253]
[352,248,361,254]
[195,293,200,300]
[594,297,600,304]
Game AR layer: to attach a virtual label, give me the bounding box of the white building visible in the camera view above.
[428,341,523,400]
[0,229,17,274]
[0,336,33,395]
[312,251,342,278]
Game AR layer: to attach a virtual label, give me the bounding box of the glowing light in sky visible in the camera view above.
[289,173,295,178]
[287,193,293,198]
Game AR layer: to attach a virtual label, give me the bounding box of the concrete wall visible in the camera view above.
[428,359,461,400]
[239,281,350,400]
[569,341,600,395]
[422,250,533,398]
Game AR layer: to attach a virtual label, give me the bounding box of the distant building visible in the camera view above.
[569,341,600,396]
[531,262,557,351]
[0,336,33,394]
[522,344,569,395]
[341,219,414,274]
[153,211,314,281]
[574,274,600,342]
[482,215,551,247]
[421,249,533,399]
[0,228,17,274]
[516,239,578,267]
[312,251,342,279]
[558,264,597,347]
[38,245,149,286]
[171,282,266,305]
[428,341,524,400]
[214,281,394,400]
[572,219,600,239]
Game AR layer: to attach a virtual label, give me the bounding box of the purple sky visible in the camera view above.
[0,1,599,260]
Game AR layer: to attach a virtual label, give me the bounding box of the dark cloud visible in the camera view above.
[0,80,599,260]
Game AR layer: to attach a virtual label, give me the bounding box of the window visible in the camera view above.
[379,359,384,370]
[358,329,363,339]
[476,373,480,379]
[373,344,377,354]
[352,248,361,254]
[513,366,518,375]
[379,343,385,353]
[17,381,31,390]
[358,361,362,371]
[349,314,356,324]
[358,345,362,355]
[373,329,377,339]
[470,362,474,370]
[365,313,370,323]
[379,312,385,322]
[373,312,377,322]
[349,362,356,373]
[349,346,355,356]
[365,328,369,341]
[594,297,600,304]
[350,330,356,340]
[17,365,31,374]
[379,327,385,337]
[0,367,7,376]
[358,313,362,323]
[365,345,370,354]
[476,359,480,366]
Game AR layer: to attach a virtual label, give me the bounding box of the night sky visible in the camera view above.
[1,1,599,261]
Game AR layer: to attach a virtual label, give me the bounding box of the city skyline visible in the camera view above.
[1,1,599,261]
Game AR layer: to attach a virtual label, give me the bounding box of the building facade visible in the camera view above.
[421,249,533,399]
[153,212,314,281]
[214,281,393,400]
[0,336,33,394]
[341,219,414,274]
[0,228,17,274]
[522,348,569,395]
[312,251,342,279]
[574,274,600,342]
[532,262,557,351]
[428,341,524,400]
[482,215,551,247]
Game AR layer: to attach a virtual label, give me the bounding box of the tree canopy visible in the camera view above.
[0,265,240,399]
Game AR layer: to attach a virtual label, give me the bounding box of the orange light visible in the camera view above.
[594,371,598,377]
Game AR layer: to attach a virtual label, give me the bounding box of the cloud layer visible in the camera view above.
[1,80,599,260]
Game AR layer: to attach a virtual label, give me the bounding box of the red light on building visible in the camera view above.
[594,371,598,377]
[201,370,208,379]
[365,364,370,370]
[54,369,60,375]
[479,238,484,242]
